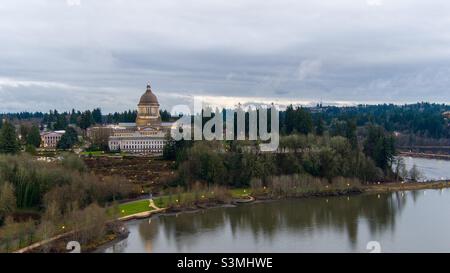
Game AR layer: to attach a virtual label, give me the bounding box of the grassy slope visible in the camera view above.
[117,200,154,217]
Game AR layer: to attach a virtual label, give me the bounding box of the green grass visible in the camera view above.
[80,151,105,156]
[117,199,154,217]
[114,188,251,217]
[153,193,196,208]
[230,188,251,198]
[153,195,172,208]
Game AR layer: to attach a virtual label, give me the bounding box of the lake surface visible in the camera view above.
[399,156,450,181]
[102,188,450,253]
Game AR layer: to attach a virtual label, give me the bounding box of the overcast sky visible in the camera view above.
[1,0,450,113]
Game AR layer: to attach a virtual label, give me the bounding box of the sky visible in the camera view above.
[1,0,450,113]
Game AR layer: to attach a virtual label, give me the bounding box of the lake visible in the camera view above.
[101,187,450,253]
[400,156,450,181]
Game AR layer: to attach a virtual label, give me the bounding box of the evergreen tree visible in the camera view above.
[69,109,78,124]
[160,110,172,122]
[363,125,395,172]
[345,119,358,149]
[295,107,313,135]
[26,125,41,148]
[19,124,30,144]
[25,144,37,155]
[54,114,68,130]
[92,108,102,124]
[315,116,325,136]
[57,127,78,150]
[78,111,94,130]
[0,121,20,154]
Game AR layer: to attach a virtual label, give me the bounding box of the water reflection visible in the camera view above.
[102,190,427,253]
[399,156,450,181]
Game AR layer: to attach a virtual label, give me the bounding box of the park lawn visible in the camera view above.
[118,199,154,217]
[153,193,195,208]
[80,151,104,156]
[118,188,252,215]
[230,188,251,198]
[153,191,215,207]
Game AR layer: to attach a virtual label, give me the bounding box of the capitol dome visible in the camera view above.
[136,83,161,128]
[139,84,159,105]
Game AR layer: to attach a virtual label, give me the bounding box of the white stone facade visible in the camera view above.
[109,133,166,154]
[106,84,174,154]
[41,130,65,148]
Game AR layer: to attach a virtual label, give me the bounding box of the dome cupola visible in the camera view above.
[139,84,159,105]
[136,83,161,128]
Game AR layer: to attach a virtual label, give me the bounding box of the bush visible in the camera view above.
[251,173,361,198]
[60,153,86,172]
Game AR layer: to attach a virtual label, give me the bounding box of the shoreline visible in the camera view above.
[114,180,450,222]
[93,180,450,253]
[16,180,450,253]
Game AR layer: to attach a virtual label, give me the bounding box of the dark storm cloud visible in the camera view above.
[1,0,450,113]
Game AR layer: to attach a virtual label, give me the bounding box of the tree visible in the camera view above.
[25,144,37,155]
[19,124,31,144]
[295,107,313,135]
[393,157,408,181]
[78,111,94,130]
[69,109,78,124]
[345,119,358,149]
[409,164,423,182]
[57,127,78,150]
[26,125,41,148]
[282,105,314,135]
[89,127,111,151]
[283,105,295,134]
[160,110,172,122]
[0,121,20,154]
[315,116,325,136]
[54,114,68,130]
[92,108,102,124]
[363,125,395,172]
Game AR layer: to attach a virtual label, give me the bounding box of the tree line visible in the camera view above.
[0,153,138,252]
[314,102,450,139]
[1,108,174,130]
[164,122,397,188]
[2,102,448,140]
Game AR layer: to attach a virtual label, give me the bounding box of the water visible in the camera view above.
[399,156,450,181]
[102,188,450,253]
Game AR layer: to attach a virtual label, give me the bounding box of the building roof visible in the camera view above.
[117,122,137,127]
[138,84,159,105]
[41,130,65,136]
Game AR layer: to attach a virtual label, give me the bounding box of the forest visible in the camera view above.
[2,102,448,140]
[0,153,138,252]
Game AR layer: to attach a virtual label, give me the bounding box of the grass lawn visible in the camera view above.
[115,188,252,217]
[153,194,194,208]
[117,199,154,217]
[230,188,251,198]
[80,151,105,156]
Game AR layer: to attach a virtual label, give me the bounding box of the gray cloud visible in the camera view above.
[1,0,450,113]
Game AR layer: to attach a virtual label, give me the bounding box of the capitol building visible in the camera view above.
[107,84,172,154]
